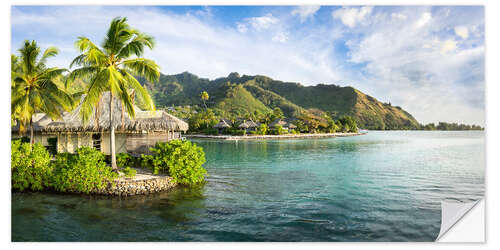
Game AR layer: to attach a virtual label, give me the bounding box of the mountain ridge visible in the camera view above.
[141,71,421,130]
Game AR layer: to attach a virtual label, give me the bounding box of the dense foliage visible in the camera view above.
[11,41,72,142]
[116,152,137,169]
[122,167,137,178]
[68,17,160,171]
[50,147,118,194]
[142,140,207,185]
[11,140,52,191]
[140,72,422,130]
[421,122,484,131]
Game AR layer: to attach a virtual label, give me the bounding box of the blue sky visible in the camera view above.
[11,5,485,125]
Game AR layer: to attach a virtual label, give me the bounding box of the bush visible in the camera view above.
[231,129,246,136]
[122,167,137,178]
[51,147,118,194]
[257,124,268,135]
[140,154,156,173]
[202,127,219,135]
[11,140,52,191]
[147,140,207,185]
[117,152,137,169]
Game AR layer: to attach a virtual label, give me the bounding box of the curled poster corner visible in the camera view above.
[436,199,482,241]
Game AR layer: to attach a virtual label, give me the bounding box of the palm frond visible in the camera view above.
[118,83,135,119]
[103,17,134,55]
[80,69,110,123]
[120,58,160,83]
[18,40,40,76]
[117,32,155,58]
[37,46,59,67]
[121,69,155,111]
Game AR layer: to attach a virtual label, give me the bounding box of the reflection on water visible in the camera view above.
[12,131,484,242]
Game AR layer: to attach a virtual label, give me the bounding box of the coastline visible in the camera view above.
[185,132,366,140]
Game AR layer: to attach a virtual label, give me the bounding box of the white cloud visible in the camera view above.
[272,32,289,43]
[345,7,484,125]
[441,39,457,54]
[11,6,485,125]
[454,26,469,39]
[246,14,279,31]
[292,6,320,23]
[11,6,346,89]
[236,23,247,33]
[332,6,373,28]
[415,12,432,28]
[391,13,407,21]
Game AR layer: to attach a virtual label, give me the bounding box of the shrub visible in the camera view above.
[140,154,157,173]
[231,129,246,136]
[11,140,52,191]
[51,147,118,194]
[275,125,285,135]
[117,152,137,169]
[257,124,268,135]
[122,167,137,178]
[147,140,207,185]
[202,127,219,135]
[249,130,258,135]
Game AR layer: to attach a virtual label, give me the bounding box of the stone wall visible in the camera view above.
[94,175,177,196]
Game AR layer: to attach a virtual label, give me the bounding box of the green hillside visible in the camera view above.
[141,72,421,130]
[214,83,270,117]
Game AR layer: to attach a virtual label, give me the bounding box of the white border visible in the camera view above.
[2,0,498,249]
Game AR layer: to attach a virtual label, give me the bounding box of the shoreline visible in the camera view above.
[185,132,366,140]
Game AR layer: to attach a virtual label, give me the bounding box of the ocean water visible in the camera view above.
[11,131,485,242]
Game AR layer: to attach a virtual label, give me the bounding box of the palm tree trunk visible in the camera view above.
[95,99,100,130]
[109,94,117,171]
[30,118,34,145]
[121,102,125,131]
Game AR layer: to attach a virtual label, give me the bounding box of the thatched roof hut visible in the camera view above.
[238,120,259,129]
[213,119,231,129]
[287,122,297,129]
[14,92,188,133]
[269,119,287,128]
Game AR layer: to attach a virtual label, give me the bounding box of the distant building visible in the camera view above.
[238,120,259,133]
[213,119,232,134]
[269,119,296,131]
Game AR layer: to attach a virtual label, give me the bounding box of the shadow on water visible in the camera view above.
[12,183,208,241]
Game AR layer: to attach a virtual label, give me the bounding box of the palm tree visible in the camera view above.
[68,17,160,171]
[200,91,209,109]
[11,40,72,144]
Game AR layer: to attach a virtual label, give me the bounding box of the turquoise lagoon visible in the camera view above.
[12,131,485,241]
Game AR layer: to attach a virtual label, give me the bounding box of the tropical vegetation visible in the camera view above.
[11,140,53,191]
[67,17,160,171]
[11,140,118,194]
[141,140,207,185]
[11,40,73,144]
[51,147,118,194]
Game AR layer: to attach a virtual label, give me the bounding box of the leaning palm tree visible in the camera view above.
[11,40,72,144]
[68,17,160,171]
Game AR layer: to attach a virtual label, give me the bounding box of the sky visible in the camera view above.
[11,5,485,125]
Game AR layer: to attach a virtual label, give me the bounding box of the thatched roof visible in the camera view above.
[213,120,231,129]
[287,122,297,129]
[238,120,259,129]
[269,119,287,128]
[14,92,188,133]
